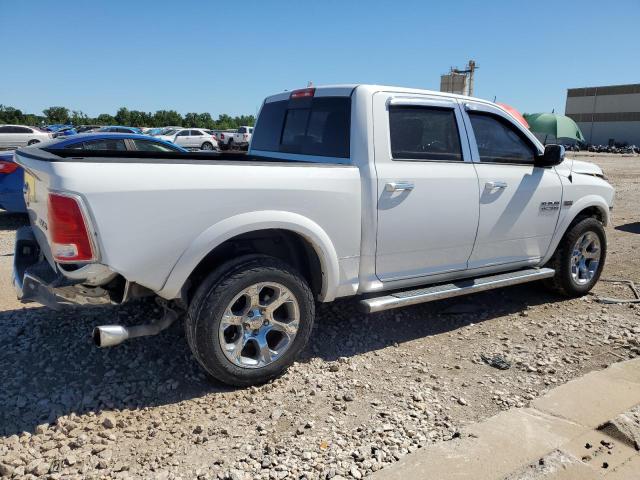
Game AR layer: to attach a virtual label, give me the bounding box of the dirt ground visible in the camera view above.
[0,153,639,480]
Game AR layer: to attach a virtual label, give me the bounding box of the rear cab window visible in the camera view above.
[251,93,351,160]
[389,106,462,161]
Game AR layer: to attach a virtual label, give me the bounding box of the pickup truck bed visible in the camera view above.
[15,146,361,307]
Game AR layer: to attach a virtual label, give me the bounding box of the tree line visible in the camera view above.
[0,105,255,130]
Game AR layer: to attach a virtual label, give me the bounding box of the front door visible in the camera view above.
[374,93,480,281]
[462,103,563,268]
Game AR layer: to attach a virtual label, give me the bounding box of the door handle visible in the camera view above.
[385,181,415,192]
[485,181,508,190]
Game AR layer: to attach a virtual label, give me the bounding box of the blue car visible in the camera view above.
[52,126,78,138]
[98,126,143,134]
[0,151,26,213]
[45,132,188,152]
[1,134,187,213]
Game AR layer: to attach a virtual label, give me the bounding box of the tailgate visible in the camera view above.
[14,149,59,266]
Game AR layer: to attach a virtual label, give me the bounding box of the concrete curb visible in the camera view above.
[372,358,640,480]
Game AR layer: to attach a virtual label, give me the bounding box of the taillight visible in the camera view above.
[48,193,96,263]
[290,88,315,99]
[0,161,19,174]
[221,133,225,139]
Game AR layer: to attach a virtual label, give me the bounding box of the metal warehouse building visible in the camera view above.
[565,83,640,146]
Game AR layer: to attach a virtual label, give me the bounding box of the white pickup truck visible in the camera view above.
[13,84,614,386]
[217,127,253,150]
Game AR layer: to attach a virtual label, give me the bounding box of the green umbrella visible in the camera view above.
[524,113,585,143]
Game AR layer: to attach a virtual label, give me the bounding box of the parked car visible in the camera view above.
[98,126,143,134]
[0,151,26,213]
[52,126,78,138]
[44,124,71,132]
[0,125,52,148]
[143,128,164,136]
[161,128,218,150]
[75,125,102,134]
[13,84,614,387]
[46,132,189,152]
[3,134,185,212]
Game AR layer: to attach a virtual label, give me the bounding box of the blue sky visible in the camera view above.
[1,0,638,118]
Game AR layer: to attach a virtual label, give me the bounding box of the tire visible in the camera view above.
[201,142,213,151]
[27,140,40,146]
[186,255,315,387]
[227,139,234,150]
[544,216,606,297]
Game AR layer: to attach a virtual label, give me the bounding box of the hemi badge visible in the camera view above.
[563,200,573,206]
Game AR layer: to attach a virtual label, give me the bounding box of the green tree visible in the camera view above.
[95,113,116,125]
[197,113,215,129]
[114,107,131,125]
[0,105,24,124]
[70,110,89,126]
[129,110,152,127]
[43,106,70,124]
[183,112,199,128]
[153,110,183,127]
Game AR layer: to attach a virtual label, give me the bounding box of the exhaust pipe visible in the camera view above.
[93,303,179,348]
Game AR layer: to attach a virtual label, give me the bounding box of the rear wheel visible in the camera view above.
[544,217,606,296]
[186,255,315,386]
[27,140,40,146]
[201,142,213,151]
[227,139,234,150]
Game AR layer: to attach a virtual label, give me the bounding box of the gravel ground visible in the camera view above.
[0,154,639,480]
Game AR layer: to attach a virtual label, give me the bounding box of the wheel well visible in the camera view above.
[184,229,323,302]
[572,205,606,226]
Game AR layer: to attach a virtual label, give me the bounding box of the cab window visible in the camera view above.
[468,112,536,164]
[389,106,462,161]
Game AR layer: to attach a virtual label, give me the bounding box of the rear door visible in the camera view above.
[12,126,33,147]
[373,93,480,281]
[189,129,204,148]
[462,102,562,268]
[174,129,190,147]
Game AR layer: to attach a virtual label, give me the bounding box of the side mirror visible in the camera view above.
[535,144,565,168]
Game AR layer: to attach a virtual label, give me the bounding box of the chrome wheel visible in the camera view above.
[218,282,300,369]
[570,232,601,285]
[201,142,213,150]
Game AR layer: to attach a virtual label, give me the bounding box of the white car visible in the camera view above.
[162,128,218,150]
[14,84,614,387]
[0,125,51,148]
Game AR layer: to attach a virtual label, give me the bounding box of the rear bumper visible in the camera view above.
[13,226,113,309]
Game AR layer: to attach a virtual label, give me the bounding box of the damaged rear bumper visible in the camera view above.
[13,226,114,310]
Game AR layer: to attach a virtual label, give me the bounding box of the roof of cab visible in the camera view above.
[263,84,495,107]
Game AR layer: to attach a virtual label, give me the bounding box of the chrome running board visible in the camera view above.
[359,268,555,313]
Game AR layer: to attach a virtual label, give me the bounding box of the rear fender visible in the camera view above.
[157,210,340,302]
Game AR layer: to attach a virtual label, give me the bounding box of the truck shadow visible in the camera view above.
[0,212,28,232]
[615,222,640,234]
[0,285,566,437]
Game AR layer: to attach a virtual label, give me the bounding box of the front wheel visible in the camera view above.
[544,217,606,296]
[186,255,315,386]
